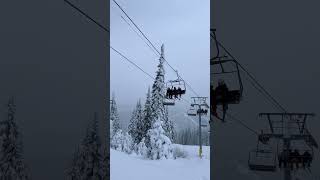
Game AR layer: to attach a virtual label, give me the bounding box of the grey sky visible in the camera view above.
[212,0,320,179]
[110,0,210,112]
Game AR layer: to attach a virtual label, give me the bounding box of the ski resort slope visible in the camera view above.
[111,144,210,180]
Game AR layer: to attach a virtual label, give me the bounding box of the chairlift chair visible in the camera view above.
[248,136,277,172]
[210,29,243,122]
[187,106,197,116]
[165,71,186,100]
[163,99,175,106]
[248,149,277,172]
[278,141,315,169]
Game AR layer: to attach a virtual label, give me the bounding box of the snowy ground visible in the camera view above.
[111,144,210,180]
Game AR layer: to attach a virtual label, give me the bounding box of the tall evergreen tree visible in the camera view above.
[0,97,30,180]
[128,100,144,144]
[110,94,121,137]
[149,44,175,142]
[150,44,166,128]
[142,87,153,146]
[67,113,103,180]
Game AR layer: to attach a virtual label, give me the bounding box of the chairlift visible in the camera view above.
[187,106,197,116]
[165,71,186,100]
[277,141,315,170]
[248,137,277,172]
[210,29,243,122]
[163,99,175,106]
[197,108,208,116]
[248,149,277,172]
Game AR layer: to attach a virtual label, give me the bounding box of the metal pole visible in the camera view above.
[199,104,202,158]
[283,116,291,180]
[284,138,291,180]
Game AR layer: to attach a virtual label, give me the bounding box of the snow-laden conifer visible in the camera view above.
[0,97,30,180]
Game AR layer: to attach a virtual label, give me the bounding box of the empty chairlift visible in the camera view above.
[248,149,277,172]
[187,106,197,116]
[248,136,277,172]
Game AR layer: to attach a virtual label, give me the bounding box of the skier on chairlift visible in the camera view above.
[214,79,229,121]
[177,87,182,98]
[166,87,171,99]
[173,87,178,99]
[291,149,301,169]
[278,150,286,168]
[211,85,218,118]
[302,150,312,168]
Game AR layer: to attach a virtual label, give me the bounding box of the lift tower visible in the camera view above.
[248,113,318,180]
[189,97,209,158]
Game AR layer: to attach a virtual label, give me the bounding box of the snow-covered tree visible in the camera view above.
[142,88,153,146]
[136,137,148,157]
[110,129,123,151]
[128,100,144,144]
[163,106,175,142]
[149,44,175,142]
[110,94,121,137]
[150,44,166,128]
[110,130,133,154]
[102,146,109,179]
[67,147,81,180]
[67,113,103,180]
[122,132,133,154]
[146,118,173,160]
[0,97,30,180]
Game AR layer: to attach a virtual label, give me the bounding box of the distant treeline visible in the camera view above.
[174,128,210,146]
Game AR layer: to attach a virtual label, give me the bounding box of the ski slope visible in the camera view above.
[110,144,210,180]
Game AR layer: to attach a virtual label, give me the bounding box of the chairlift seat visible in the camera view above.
[163,101,175,106]
[248,150,277,172]
[187,113,197,116]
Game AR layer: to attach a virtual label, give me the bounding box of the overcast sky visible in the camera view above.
[110,0,210,112]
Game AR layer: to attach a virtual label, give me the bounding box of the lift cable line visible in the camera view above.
[240,70,284,112]
[110,47,155,80]
[64,0,110,33]
[117,12,159,57]
[112,0,159,56]
[63,0,157,81]
[225,111,259,135]
[65,0,201,99]
[112,0,201,98]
